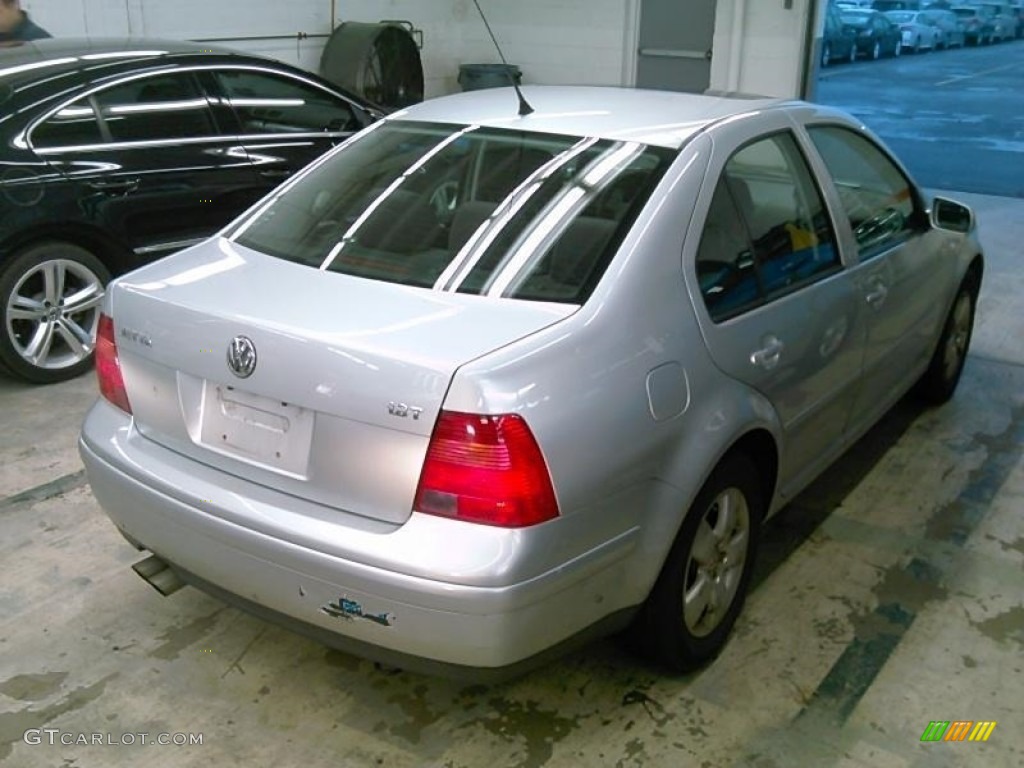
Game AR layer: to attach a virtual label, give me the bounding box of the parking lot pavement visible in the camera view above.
[817,40,1024,198]
[1,193,1022,767]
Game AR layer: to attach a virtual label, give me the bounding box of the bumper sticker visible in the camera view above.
[320,596,394,627]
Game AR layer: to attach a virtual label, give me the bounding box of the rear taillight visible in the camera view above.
[95,314,132,414]
[413,410,559,528]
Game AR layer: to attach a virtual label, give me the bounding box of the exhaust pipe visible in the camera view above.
[132,555,186,597]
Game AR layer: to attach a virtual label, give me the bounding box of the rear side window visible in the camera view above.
[33,73,215,148]
[696,132,840,321]
[96,73,215,143]
[215,70,358,134]
[33,100,104,148]
[230,121,674,304]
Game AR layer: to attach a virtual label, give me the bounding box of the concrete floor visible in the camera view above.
[1,191,1021,768]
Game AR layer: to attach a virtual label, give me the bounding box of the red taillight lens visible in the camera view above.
[95,314,132,414]
[413,410,559,528]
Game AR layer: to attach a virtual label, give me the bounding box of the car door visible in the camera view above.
[31,69,261,261]
[689,114,867,496]
[804,124,951,432]
[203,66,367,194]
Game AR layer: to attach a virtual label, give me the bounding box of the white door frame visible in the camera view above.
[622,0,642,86]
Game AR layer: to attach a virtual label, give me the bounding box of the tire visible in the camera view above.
[0,242,110,384]
[915,274,978,405]
[871,41,881,60]
[849,44,858,63]
[822,43,832,68]
[894,41,902,57]
[633,454,763,672]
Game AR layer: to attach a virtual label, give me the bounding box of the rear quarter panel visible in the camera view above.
[444,134,784,607]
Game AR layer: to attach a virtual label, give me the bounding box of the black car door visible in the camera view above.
[200,65,367,195]
[31,69,261,262]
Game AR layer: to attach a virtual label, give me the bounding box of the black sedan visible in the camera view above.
[840,9,904,59]
[0,38,380,383]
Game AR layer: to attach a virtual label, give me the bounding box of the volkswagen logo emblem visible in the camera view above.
[226,336,257,379]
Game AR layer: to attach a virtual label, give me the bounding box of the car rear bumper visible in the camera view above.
[79,400,640,673]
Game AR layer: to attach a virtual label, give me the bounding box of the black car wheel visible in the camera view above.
[633,454,763,671]
[849,44,858,63]
[0,242,110,384]
[916,274,979,405]
[822,43,832,68]
[871,40,882,60]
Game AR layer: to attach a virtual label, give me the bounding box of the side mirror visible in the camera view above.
[930,196,974,234]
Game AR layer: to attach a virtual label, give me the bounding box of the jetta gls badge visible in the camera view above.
[226,336,257,378]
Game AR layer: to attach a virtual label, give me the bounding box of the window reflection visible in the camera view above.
[230,121,674,305]
[697,131,841,321]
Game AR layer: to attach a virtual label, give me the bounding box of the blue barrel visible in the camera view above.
[458,63,522,91]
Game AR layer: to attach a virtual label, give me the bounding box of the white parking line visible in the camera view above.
[935,62,1021,87]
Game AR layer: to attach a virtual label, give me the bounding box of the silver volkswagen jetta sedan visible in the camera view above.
[79,86,983,678]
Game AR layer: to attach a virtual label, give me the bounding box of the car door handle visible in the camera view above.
[865,283,889,307]
[750,336,785,370]
[259,169,292,180]
[87,178,140,194]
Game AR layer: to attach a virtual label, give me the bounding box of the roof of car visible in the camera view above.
[389,86,787,149]
[0,37,249,88]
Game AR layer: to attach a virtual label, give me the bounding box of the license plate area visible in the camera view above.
[198,382,314,477]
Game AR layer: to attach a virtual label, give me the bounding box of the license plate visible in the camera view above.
[198,382,314,477]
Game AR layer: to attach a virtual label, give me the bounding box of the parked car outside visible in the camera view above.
[885,9,944,49]
[921,8,968,45]
[79,85,984,678]
[822,3,860,65]
[951,5,998,41]
[1009,1,1024,36]
[967,1,1020,38]
[0,38,381,383]
[872,0,926,10]
[842,9,905,57]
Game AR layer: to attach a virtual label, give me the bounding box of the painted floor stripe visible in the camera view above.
[795,402,1024,726]
[0,469,87,513]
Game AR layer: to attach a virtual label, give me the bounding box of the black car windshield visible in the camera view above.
[229,120,675,304]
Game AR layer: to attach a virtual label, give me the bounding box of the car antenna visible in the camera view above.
[472,0,534,116]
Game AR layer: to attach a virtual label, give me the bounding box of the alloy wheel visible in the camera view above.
[5,258,105,371]
[942,291,973,382]
[682,487,751,638]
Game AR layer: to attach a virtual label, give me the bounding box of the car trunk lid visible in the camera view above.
[110,238,574,525]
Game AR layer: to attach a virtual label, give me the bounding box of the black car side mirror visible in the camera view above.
[930,197,974,233]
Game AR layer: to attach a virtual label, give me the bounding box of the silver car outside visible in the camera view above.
[79,86,984,678]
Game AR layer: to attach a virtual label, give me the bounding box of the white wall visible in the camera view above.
[335,0,638,97]
[708,0,814,98]
[20,0,814,100]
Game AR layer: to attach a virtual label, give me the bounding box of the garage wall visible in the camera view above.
[20,0,637,98]
[21,0,813,100]
[21,0,334,71]
[709,0,814,97]
[458,1,636,90]
[333,0,638,96]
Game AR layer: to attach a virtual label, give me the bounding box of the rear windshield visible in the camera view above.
[229,120,675,304]
[872,1,919,10]
[841,11,871,24]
